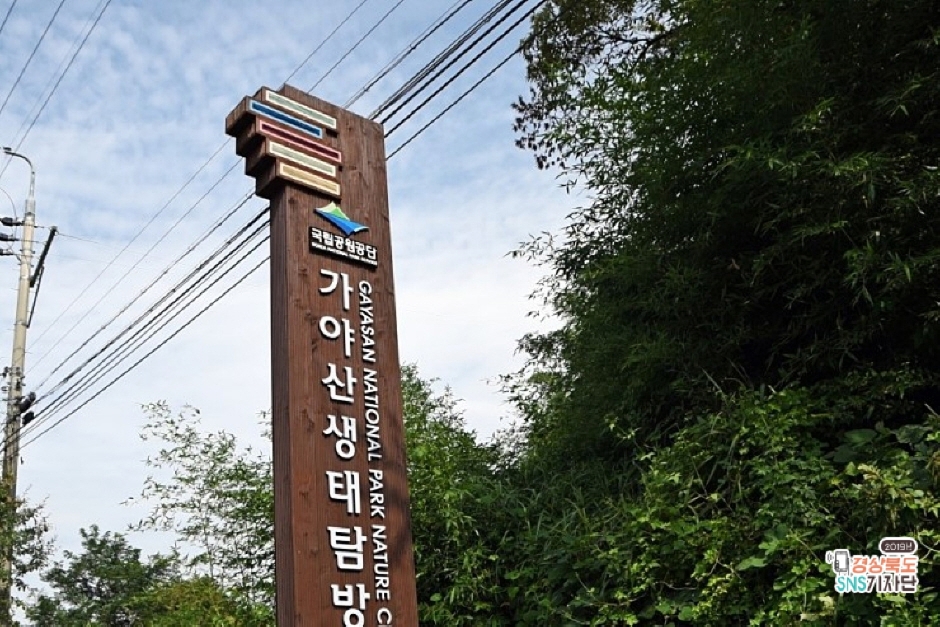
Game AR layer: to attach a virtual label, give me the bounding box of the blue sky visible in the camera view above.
[0,0,573,596]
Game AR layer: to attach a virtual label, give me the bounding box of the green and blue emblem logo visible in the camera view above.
[315,202,368,236]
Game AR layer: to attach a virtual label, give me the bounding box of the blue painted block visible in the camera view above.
[249,101,323,139]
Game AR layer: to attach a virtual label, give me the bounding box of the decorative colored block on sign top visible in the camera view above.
[259,120,343,164]
[249,100,324,139]
[262,88,337,130]
[268,141,338,178]
[277,161,341,198]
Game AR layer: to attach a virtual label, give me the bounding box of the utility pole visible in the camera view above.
[0,147,36,624]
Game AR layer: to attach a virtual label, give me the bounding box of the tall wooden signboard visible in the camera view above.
[226,85,419,626]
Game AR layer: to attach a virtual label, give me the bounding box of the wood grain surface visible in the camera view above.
[229,85,418,627]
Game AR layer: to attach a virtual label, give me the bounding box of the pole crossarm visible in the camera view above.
[27,227,56,330]
[30,226,56,288]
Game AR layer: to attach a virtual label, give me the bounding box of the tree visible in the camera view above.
[129,402,274,614]
[130,365,502,624]
[130,576,270,627]
[0,495,53,623]
[512,0,940,460]
[398,365,505,624]
[476,0,940,622]
[25,525,176,626]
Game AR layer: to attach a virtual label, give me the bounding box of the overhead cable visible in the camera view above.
[31,0,534,400]
[0,0,69,122]
[368,0,516,119]
[31,218,270,429]
[23,207,269,438]
[345,0,477,109]
[30,160,242,370]
[0,0,112,180]
[383,0,540,135]
[19,251,270,451]
[26,0,383,366]
[387,40,522,158]
[34,201,265,396]
[19,0,547,447]
[308,0,410,94]
[0,0,18,42]
[283,0,375,85]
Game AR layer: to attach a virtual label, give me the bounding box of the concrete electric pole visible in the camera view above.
[0,147,36,624]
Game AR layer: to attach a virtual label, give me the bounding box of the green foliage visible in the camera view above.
[511,0,940,461]
[131,577,270,627]
[20,4,940,621]
[399,364,505,624]
[124,367,501,625]
[415,384,940,625]
[0,494,53,623]
[130,402,274,609]
[25,525,176,626]
[601,385,939,624]
[24,527,269,626]
[411,0,940,624]
[14,2,940,624]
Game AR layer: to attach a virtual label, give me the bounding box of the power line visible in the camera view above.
[55,231,175,261]
[19,65,489,445]
[0,0,112,181]
[45,253,166,269]
[0,0,18,42]
[31,0,467,378]
[386,0,570,159]
[13,215,269,448]
[29,160,242,370]
[383,0,539,136]
[23,206,269,438]
[368,0,515,119]
[33,1,514,384]
[308,0,409,93]
[0,0,104,169]
[31,217,270,429]
[283,0,375,85]
[387,40,522,158]
[18,0,546,448]
[28,158,238,359]
[0,0,69,122]
[0,186,15,220]
[19,251,270,451]
[344,0,477,109]
[25,0,382,368]
[11,0,455,446]
[36,196,268,396]
[377,0,532,126]
[32,0,481,394]
[368,0,516,118]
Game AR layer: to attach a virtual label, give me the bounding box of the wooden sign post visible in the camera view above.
[226,85,419,626]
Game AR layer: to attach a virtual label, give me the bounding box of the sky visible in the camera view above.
[0,0,574,597]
